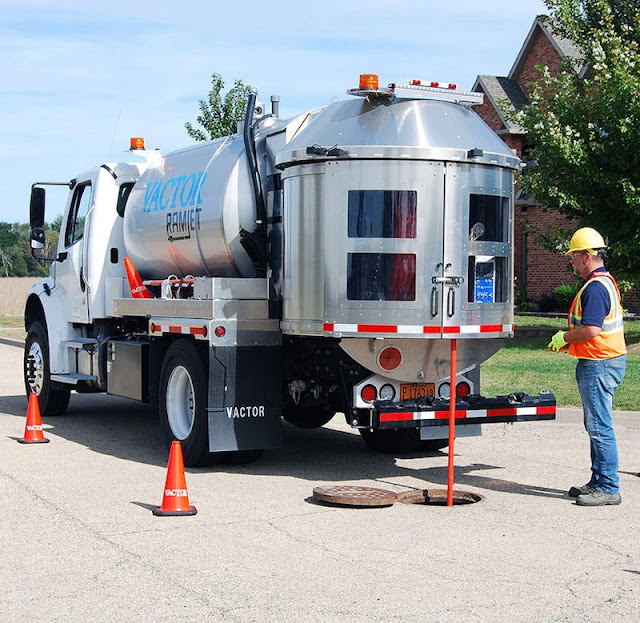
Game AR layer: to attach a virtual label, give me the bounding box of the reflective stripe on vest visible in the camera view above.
[568,272,627,359]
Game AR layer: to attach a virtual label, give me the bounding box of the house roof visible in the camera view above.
[472,75,529,134]
[509,15,587,80]
[472,15,588,137]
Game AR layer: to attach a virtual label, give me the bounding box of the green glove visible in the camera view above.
[548,330,568,352]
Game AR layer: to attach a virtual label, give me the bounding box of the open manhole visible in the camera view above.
[313,485,397,507]
[397,489,483,506]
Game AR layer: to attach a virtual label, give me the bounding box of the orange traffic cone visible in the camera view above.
[18,392,50,444]
[152,441,197,516]
[123,256,152,299]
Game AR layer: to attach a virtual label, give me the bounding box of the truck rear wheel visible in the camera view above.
[359,428,447,454]
[24,321,71,416]
[159,339,222,467]
[282,397,336,429]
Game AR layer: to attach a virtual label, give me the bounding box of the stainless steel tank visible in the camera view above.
[275,95,520,342]
[124,135,260,279]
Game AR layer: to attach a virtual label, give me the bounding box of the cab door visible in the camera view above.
[55,178,93,324]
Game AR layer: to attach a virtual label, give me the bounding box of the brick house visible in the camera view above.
[472,17,587,310]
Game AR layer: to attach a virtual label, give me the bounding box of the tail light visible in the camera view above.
[456,382,471,398]
[361,384,377,403]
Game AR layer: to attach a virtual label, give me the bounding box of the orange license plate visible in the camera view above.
[400,383,435,401]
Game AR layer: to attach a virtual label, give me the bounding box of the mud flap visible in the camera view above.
[207,344,283,452]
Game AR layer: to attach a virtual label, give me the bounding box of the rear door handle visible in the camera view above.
[430,287,439,317]
[447,287,455,317]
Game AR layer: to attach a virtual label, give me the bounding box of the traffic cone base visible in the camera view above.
[18,393,50,444]
[153,441,197,516]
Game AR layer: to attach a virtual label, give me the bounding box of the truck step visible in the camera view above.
[51,373,98,385]
[61,338,99,350]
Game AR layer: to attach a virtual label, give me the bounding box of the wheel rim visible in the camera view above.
[26,341,45,395]
[166,365,195,439]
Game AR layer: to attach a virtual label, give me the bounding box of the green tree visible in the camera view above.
[0,221,54,277]
[515,0,640,282]
[185,73,253,141]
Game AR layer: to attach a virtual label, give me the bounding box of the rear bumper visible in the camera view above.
[368,392,556,429]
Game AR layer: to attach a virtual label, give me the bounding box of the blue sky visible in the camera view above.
[1,0,548,224]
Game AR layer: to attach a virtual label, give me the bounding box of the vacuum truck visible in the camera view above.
[24,74,555,466]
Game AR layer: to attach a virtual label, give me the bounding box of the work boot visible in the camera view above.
[576,490,622,506]
[568,483,596,498]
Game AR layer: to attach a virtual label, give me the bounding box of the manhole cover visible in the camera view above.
[313,485,397,507]
[397,489,483,506]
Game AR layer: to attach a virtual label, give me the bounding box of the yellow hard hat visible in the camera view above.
[565,227,607,256]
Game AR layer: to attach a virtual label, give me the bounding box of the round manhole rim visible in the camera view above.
[397,489,484,506]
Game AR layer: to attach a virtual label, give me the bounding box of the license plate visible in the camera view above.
[400,383,435,401]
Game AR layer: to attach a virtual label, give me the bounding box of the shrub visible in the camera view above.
[555,283,581,310]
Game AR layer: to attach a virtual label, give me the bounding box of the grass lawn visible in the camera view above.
[481,315,640,411]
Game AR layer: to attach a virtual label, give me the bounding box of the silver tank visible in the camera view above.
[124,135,259,279]
[275,96,520,340]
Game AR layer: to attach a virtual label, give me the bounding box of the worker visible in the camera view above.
[548,227,627,506]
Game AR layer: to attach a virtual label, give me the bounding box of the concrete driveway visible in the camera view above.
[1,342,639,622]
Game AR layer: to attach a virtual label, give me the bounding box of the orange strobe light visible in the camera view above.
[130,137,145,150]
[359,74,379,90]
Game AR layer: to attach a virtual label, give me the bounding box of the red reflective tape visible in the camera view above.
[358,324,398,333]
[380,412,414,422]
[480,324,503,333]
[537,405,556,415]
[435,410,467,419]
[423,326,440,334]
[190,327,207,336]
[168,326,182,333]
[323,323,334,331]
[443,326,461,334]
[487,407,518,417]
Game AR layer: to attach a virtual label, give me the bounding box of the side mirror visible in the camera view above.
[29,186,46,251]
[30,229,46,250]
[30,186,46,229]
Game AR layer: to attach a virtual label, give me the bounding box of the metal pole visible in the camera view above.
[447,338,457,506]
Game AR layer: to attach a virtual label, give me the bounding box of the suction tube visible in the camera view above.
[241,92,268,275]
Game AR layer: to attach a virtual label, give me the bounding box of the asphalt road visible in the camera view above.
[1,341,639,622]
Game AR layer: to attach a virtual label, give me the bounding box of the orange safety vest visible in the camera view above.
[567,271,627,359]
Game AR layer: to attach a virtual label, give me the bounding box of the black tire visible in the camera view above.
[222,449,264,465]
[24,321,71,416]
[420,439,449,452]
[359,428,423,454]
[158,339,221,467]
[282,396,336,430]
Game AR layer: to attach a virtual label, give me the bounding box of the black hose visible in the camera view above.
[243,92,267,233]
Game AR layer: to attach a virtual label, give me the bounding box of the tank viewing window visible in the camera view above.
[347,253,416,301]
[469,195,508,242]
[348,190,417,238]
[467,256,508,303]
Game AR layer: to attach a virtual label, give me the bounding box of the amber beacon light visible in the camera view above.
[359,73,379,90]
[130,137,145,150]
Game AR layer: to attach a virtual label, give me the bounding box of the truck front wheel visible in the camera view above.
[158,339,221,467]
[24,321,70,416]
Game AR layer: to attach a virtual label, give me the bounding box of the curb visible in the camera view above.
[0,336,24,349]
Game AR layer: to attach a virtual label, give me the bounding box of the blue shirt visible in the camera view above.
[580,267,611,328]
